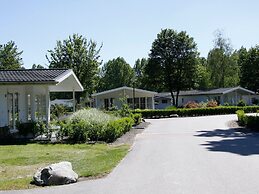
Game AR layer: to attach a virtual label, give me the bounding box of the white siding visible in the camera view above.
[0,85,47,128]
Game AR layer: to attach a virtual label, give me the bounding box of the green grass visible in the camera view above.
[0,143,129,190]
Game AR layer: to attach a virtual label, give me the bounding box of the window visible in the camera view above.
[35,95,46,121]
[134,98,140,109]
[27,94,31,121]
[140,97,146,109]
[162,99,168,104]
[110,98,114,107]
[7,93,19,129]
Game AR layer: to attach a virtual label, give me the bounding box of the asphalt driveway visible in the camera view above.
[2,114,259,194]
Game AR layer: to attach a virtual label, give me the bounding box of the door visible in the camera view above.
[7,93,19,129]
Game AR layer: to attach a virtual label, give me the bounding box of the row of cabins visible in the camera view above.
[0,69,258,132]
[92,86,256,110]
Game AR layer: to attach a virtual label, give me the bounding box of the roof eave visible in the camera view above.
[0,81,58,85]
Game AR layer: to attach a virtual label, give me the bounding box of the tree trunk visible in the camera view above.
[170,91,175,106]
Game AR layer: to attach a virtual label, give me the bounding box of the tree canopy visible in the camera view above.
[133,58,149,89]
[47,34,102,95]
[32,64,45,69]
[146,29,198,106]
[98,57,134,91]
[207,30,239,88]
[0,41,23,70]
[239,46,259,93]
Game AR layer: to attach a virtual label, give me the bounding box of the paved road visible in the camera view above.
[2,114,259,194]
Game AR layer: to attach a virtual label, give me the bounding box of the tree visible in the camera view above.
[133,58,149,89]
[32,64,45,69]
[194,57,210,89]
[239,46,259,93]
[98,57,134,91]
[146,29,198,106]
[0,41,23,70]
[46,34,102,95]
[207,30,239,88]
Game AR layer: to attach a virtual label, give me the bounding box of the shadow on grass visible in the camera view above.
[195,128,259,156]
[0,137,98,146]
[0,137,31,145]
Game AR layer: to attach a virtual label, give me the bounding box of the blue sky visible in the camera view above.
[1,0,259,68]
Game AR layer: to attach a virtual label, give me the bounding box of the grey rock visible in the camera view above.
[33,161,78,186]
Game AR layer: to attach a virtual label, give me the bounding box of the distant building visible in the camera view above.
[155,86,255,109]
[92,86,157,110]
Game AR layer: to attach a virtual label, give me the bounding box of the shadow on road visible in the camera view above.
[195,128,259,156]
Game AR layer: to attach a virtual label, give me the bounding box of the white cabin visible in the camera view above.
[0,69,83,132]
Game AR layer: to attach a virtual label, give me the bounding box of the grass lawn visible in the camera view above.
[0,143,129,190]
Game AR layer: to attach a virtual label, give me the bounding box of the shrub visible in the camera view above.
[16,121,46,136]
[59,108,134,143]
[184,101,199,108]
[66,120,90,142]
[0,126,10,138]
[131,113,142,125]
[206,100,218,107]
[237,99,246,107]
[236,110,246,126]
[246,116,259,130]
[102,117,134,142]
[118,103,131,117]
[50,104,68,120]
[236,110,259,130]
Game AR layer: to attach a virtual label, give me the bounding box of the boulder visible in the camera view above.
[33,161,78,186]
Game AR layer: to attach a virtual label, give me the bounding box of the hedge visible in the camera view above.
[60,116,134,143]
[133,106,259,118]
[236,110,259,130]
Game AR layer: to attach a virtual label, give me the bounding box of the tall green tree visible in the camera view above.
[133,58,149,89]
[0,41,23,70]
[146,29,198,106]
[47,34,102,95]
[239,46,259,93]
[207,30,239,88]
[98,57,134,91]
[194,57,210,89]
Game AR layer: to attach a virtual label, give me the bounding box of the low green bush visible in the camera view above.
[50,104,68,120]
[236,110,259,130]
[131,113,142,125]
[59,108,134,143]
[134,106,259,118]
[103,117,134,142]
[236,110,246,126]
